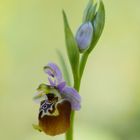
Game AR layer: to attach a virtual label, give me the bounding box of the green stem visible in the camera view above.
[65,111,75,140]
[65,52,89,140]
[66,75,80,140]
[79,52,89,82]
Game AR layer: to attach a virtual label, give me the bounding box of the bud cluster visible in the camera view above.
[75,0,105,53]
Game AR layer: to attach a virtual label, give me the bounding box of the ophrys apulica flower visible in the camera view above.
[33,63,81,136]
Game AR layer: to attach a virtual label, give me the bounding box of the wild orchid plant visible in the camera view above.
[33,0,105,140]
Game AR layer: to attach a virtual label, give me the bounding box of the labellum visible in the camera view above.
[38,90,72,136]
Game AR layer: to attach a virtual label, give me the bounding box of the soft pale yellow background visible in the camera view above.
[0,0,140,140]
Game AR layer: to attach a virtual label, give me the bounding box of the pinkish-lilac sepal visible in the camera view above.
[61,86,81,110]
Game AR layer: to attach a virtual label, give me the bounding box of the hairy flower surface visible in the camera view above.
[33,63,81,136]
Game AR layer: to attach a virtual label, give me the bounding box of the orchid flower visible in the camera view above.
[33,63,81,136]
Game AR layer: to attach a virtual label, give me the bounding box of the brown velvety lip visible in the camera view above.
[38,100,71,136]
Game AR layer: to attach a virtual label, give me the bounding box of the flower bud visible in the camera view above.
[82,0,105,54]
[75,22,93,52]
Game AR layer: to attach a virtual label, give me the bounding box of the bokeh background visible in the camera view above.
[0,0,140,140]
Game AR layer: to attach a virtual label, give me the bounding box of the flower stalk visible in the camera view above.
[33,0,105,139]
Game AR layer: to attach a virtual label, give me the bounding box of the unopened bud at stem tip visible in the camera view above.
[75,22,93,52]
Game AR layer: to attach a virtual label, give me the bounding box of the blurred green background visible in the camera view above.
[0,0,140,140]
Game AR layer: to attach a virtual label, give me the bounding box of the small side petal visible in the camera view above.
[61,86,81,110]
[44,63,63,83]
[48,77,56,86]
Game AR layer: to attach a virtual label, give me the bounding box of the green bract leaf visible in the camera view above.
[83,0,97,23]
[83,0,93,22]
[87,0,105,53]
[56,49,71,86]
[62,10,79,80]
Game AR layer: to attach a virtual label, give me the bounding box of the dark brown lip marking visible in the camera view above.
[38,100,71,136]
[47,93,58,103]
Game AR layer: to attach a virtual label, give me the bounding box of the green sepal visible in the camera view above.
[87,0,105,53]
[62,10,79,80]
[56,49,71,86]
[32,124,42,132]
[83,0,97,23]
